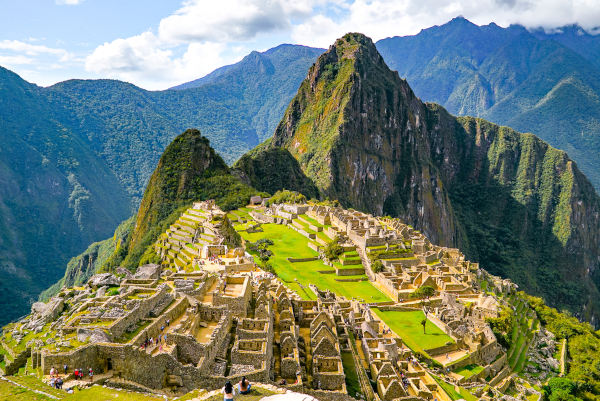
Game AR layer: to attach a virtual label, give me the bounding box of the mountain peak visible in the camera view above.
[270,32,406,152]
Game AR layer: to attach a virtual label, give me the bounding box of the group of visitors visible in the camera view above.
[140,324,169,352]
[73,367,93,381]
[223,377,252,400]
[47,365,93,391]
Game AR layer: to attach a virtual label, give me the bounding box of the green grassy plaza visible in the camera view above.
[371,309,454,354]
[234,222,389,303]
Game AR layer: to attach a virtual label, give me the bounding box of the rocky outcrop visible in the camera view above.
[25,297,65,330]
[88,273,120,288]
[133,264,161,280]
[237,33,600,321]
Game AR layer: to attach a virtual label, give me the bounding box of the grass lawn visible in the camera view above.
[238,223,389,303]
[341,351,361,398]
[371,309,453,354]
[63,386,166,400]
[0,378,55,401]
[454,364,484,379]
[431,375,478,401]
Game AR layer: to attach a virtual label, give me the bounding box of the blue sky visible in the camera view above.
[1,0,599,90]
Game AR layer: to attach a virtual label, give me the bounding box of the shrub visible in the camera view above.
[324,237,344,261]
[371,259,384,273]
[266,189,306,206]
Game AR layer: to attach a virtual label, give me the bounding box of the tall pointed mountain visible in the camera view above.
[235,33,600,321]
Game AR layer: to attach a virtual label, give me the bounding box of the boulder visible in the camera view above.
[133,263,162,280]
[96,286,108,298]
[174,279,194,292]
[26,297,64,329]
[116,266,133,278]
[88,273,120,288]
[77,328,111,343]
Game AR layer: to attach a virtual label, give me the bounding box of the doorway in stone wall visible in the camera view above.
[107,358,113,371]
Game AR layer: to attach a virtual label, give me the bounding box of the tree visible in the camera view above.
[421,318,427,334]
[371,259,384,273]
[412,285,436,300]
[324,236,344,261]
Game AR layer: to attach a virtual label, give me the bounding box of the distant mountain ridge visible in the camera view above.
[376,17,600,190]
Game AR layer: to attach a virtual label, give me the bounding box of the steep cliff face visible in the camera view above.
[238,33,600,320]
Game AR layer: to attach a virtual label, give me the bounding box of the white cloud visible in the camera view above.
[86,32,229,89]
[292,0,600,48]
[84,0,316,89]
[80,0,600,89]
[56,0,84,5]
[0,40,71,61]
[158,0,291,43]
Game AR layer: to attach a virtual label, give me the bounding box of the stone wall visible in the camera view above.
[132,297,189,346]
[111,286,172,339]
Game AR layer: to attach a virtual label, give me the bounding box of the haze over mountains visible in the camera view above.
[2,17,600,324]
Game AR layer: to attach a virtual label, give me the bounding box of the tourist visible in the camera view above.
[239,376,251,394]
[79,368,84,380]
[161,325,165,332]
[88,367,93,382]
[50,366,56,377]
[223,381,235,401]
[74,368,79,380]
[63,364,68,375]
[56,377,63,389]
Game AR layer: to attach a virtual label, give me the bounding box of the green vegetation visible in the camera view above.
[454,364,484,379]
[431,375,478,401]
[234,149,319,199]
[235,29,600,323]
[0,378,54,400]
[410,285,436,300]
[486,304,515,349]
[264,189,307,206]
[371,259,384,273]
[522,292,600,398]
[372,309,453,354]
[377,18,600,191]
[247,239,274,261]
[341,351,362,398]
[323,237,344,261]
[543,377,586,401]
[123,129,264,269]
[237,222,388,302]
[40,217,135,300]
